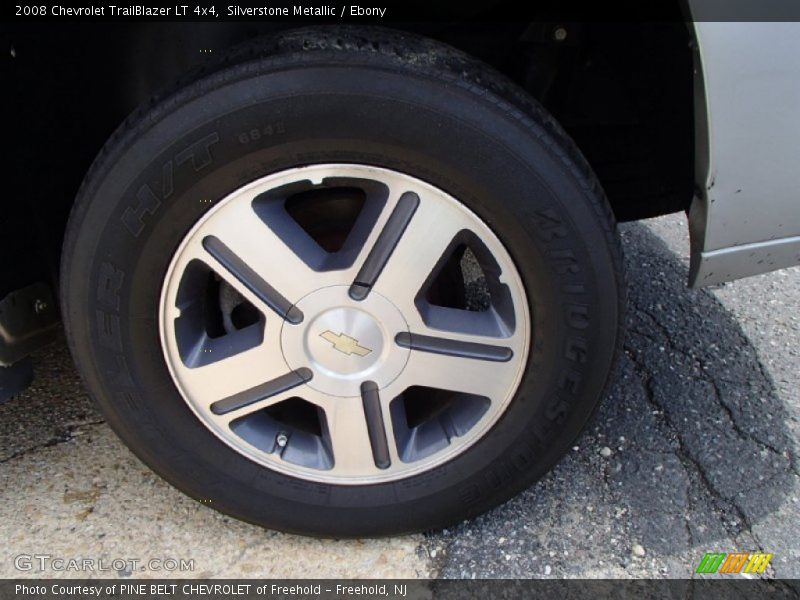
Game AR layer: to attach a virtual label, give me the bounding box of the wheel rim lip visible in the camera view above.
[158,163,531,485]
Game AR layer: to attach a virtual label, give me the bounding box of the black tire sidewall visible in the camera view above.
[63,55,621,535]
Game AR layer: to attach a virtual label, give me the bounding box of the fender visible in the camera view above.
[688,16,800,286]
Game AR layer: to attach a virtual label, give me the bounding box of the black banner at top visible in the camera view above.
[7,0,800,23]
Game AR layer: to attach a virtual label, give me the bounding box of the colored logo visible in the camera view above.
[695,552,773,574]
[319,331,372,357]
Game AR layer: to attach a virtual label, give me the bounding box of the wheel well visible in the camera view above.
[113,22,694,223]
[5,19,694,299]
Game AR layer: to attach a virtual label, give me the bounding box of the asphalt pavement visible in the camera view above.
[1,213,798,579]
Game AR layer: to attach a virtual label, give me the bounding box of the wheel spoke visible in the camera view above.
[323,396,392,475]
[166,337,288,411]
[349,192,419,300]
[360,190,474,312]
[190,200,338,313]
[390,338,522,400]
[395,332,513,362]
[361,381,392,469]
[210,385,319,431]
[211,368,312,415]
[202,236,303,324]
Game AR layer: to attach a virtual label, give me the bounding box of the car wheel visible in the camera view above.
[61,27,624,536]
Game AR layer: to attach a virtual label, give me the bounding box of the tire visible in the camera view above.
[61,27,624,536]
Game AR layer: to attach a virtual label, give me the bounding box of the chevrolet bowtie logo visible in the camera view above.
[319,331,372,357]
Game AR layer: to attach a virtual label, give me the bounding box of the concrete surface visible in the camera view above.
[1,213,798,579]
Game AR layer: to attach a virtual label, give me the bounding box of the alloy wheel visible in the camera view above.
[159,164,530,484]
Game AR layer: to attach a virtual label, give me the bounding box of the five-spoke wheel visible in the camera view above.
[160,165,530,483]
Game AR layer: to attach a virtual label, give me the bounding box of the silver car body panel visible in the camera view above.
[688,20,800,287]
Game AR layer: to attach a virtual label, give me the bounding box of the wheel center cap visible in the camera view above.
[280,286,410,397]
[310,307,383,374]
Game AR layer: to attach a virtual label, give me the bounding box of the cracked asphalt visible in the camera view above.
[1,213,798,579]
